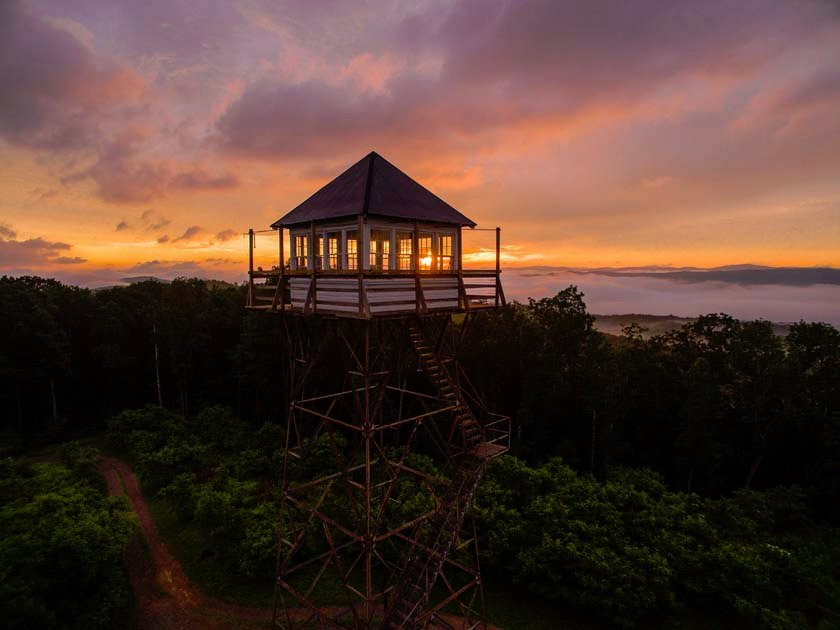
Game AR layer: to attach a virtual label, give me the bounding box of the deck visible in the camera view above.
[246,269,505,318]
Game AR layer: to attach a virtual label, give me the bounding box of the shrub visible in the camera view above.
[0,454,136,628]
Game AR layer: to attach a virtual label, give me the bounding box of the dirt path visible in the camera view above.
[101,457,274,629]
[100,456,488,629]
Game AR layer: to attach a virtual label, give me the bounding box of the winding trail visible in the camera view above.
[100,457,273,629]
[100,456,486,629]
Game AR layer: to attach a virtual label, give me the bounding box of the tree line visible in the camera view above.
[2,277,838,517]
[2,276,839,626]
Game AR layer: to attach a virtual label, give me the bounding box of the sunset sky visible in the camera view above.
[2,0,840,286]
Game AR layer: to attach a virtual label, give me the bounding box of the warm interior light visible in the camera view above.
[420,251,433,270]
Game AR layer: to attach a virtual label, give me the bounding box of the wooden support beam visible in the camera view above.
[358,215,365,316]
[247,228,254,306]
[495,226,501,308]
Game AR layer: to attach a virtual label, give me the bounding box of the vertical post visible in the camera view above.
[363,322,372,621]
[278,227,286,311]
[309,224,316,272]
[456,227,465,309]
[495,226,501,307]
[413,221,420,312]
[310,223,317,313]
[389,228,396,271]
[456,227,463,271]
[248,228,254,306]
[358,215,364,316]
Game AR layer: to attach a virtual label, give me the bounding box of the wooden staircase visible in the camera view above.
[381,321,504,629]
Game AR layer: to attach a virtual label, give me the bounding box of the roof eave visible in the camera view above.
[272,213,476,229]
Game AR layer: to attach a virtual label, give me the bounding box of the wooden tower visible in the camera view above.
[247,152,509,628]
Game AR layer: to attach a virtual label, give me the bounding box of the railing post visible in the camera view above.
[248,228,254,306]
[278,227,286,312]
[358,215,365,316]
[495,227,501,307]
[413,221,420,312]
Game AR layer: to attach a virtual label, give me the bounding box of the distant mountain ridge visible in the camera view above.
[513,265,840,287]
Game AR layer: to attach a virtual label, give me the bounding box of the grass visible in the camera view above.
[482,581,610,629]
[146,495,276,608]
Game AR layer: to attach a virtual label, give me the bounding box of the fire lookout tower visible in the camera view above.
[246,152,510,628]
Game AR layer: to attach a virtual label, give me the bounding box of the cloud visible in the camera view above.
[156,234,170,243]
[67,138,242,202]
[216,0,837,162]
[52,256,88,264]
[171,170,239,190]
[0,1,142,150]
[0,231,87,267]
[115,220,130,231]
[215,229,237,242]
[173,225,202,242]
[122,259,215,278]
[0,223,16,239]
[141,209,171,230]
[582,267,840,287]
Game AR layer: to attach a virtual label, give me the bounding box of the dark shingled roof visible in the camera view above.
[272,152,476,228]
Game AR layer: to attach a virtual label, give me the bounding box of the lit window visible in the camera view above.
[370,229,391,270]
[397,233,413,270]
[439,235,453,270]
[418,234,433,271]
[347,231,358,270]
[328,233,342,270]
[294,235,308,269]
[315,235,324,270]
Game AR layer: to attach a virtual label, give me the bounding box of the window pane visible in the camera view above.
[294,235,308,269]
[315,235,323,270]
[439,235,453,270]
[347,231,358,270]
[397,232,413,270]
[328,232,341,270]
[370,229,391,270]
[418,234,433,271]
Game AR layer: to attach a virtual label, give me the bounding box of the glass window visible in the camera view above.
[369,229,391,270]
[294,234,308,269]
[347,231,358,270]
[438,234,453,271]
[328,232,342,270]
[418,233,433,271]
[315,235,324,270]
[397,232,413,270]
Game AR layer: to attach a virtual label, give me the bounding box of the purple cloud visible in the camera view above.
[0,231,87,267]
[171,170,239,190]
[215,229,237,242]
[172,225,202,242]
[0,1,140,150]
[141,209,171,230]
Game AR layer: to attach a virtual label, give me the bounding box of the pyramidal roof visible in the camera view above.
[272,152,476,228]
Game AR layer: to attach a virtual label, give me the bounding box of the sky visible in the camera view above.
[1,0,840,290]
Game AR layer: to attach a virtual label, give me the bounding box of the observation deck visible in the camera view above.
[245,151,505,318]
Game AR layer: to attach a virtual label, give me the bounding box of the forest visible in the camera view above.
[1,275,839,628]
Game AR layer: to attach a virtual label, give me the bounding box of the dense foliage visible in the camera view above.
[107,405,840,628]
[0,444,136,628]
[3,276,840,627]
[460,289,840,516]
[475,457,840,628]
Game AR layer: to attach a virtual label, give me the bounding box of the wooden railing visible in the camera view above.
[246,225,506,317]
[247,269,504,317]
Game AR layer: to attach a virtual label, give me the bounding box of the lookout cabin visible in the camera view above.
[246,151,505,317]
